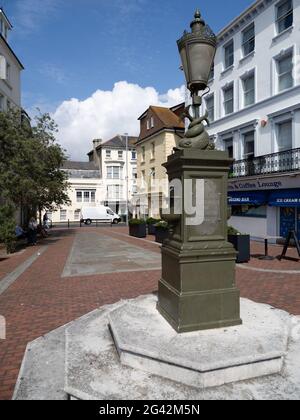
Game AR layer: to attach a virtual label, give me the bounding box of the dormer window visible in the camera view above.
[146,120,150,130]
[150,117,154,128]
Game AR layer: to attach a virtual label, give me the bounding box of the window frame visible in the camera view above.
[243,131,255,159]
[242,23,255,57]
[205,94,215,122]
[242,72,255,107]
[276,0,293,34]
[276,52,294,93]
[224,40,234,70]
[223,84,234,116]
[276,119,293,152]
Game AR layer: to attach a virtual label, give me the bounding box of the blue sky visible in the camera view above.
[2,0,254,159]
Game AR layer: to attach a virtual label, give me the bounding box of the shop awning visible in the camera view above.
[228,191,268,206]
[269,189,300,207]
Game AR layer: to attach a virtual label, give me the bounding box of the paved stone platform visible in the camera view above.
[109,296,288,388]
[13,295,300,400]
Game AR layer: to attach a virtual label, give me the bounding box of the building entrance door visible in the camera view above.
[280,208,296,239]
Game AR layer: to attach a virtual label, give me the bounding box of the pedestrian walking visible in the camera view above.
[27,217,38,246]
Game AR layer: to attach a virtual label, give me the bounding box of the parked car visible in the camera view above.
[80,206,121,225]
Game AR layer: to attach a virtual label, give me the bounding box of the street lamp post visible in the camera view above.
[124,133,129,226]
[157,10,242,333]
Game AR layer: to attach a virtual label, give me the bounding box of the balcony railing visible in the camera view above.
[231,148,300,178]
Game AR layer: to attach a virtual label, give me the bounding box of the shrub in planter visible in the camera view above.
[155,221,169,244]
[146,218,161,235]
[228,225,250,263]
[129,219,147,238]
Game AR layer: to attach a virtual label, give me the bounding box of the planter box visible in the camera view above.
[147,224,156,235]
[155,229,169,244]
[228,235,250,263]
[129,224,147,238]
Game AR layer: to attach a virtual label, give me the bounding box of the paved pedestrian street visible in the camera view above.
[0,226,300,400]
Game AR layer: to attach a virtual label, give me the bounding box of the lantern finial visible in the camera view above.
[190,8,205,32]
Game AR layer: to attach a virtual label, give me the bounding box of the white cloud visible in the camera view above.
[52,81,185,161]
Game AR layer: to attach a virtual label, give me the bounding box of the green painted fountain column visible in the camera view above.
[157,148,242,333]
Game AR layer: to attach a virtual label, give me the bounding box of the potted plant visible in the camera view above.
[129,219,147,238]
[228,225,250,263]
[146,218,161,235]
[155,221,170,244]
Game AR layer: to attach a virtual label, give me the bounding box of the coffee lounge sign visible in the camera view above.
[228,175,300,192]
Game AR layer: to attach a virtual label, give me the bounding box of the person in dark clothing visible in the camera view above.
[27,217,38,245]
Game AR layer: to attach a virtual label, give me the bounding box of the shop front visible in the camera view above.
[268,189,300,240]
[228,178,300,240]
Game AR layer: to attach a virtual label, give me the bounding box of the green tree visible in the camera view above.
[0,109,70,230]
[0,204,16,254]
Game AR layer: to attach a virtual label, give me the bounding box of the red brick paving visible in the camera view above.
[0,226,299,400]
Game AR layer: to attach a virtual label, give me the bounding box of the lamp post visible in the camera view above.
[157,9,242,333]
[176,9,217,151]
[124,133,129,226]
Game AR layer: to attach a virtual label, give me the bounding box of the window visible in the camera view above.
[6,63,10,82]
[146,120,150,130]
[276,0,293,34]
[131,151,136,160]
[206,95,214,122]
[150,168,155,179]
[84,191,90,202]
[243,74,255,107]
[107,185,121,199]
[223,138,233,159]
[76,190,96,203]
[223,85,234,115]
[74,210,81,221]
[242,23,255,56]
[232,205,267,218]
[151,117,154,128]
[142,146,145,162]
[132,167,137,179]
[76,191,83,202]
[106,150,111,159]
[277,53,293,92]
[209,62,214,80]
[0,94,4,111]
[107,166,122,179]
[243,132,255,159]
[277,120,292,151]
[151,143,155,159]
[224,40,234,69]
[60,210,67,222]
[118,150,123,160]
[132,185,138,194]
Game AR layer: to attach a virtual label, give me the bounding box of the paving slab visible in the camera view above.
[62,232,161,277]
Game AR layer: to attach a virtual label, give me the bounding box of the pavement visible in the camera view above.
[0,225,300,400]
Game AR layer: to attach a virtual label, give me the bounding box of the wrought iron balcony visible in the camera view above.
[231,148,300,178]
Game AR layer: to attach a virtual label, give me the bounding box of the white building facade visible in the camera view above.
[89,136,138,216]
[204,0,300,240]
[0,9,23,110]
[50,136,137,223]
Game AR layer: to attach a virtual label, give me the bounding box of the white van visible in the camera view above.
[80,206,121,225]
